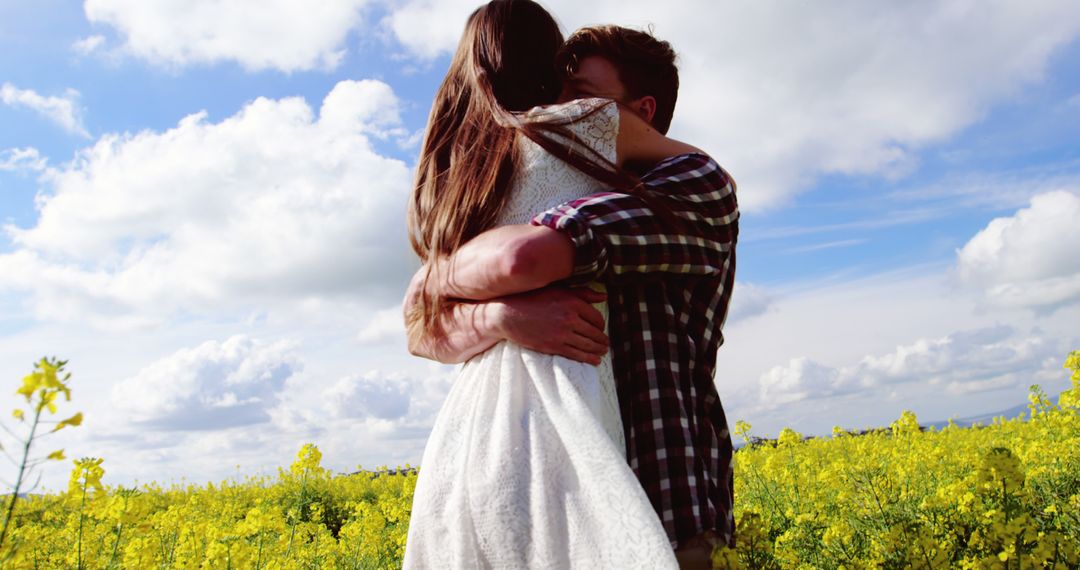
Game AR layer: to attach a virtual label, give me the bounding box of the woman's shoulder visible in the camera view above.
[517,97,620,163]
[523,97,618,123]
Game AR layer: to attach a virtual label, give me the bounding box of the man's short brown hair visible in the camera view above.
[557,25,679,134]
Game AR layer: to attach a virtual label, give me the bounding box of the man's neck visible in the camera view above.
[623,159,655,177]
[626,152,700,177]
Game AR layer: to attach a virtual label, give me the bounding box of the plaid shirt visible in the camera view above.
[529,152,739,549]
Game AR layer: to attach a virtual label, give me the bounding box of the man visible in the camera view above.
[404,25,738,568]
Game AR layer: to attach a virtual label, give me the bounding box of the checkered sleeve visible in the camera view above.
[529,153,738,287]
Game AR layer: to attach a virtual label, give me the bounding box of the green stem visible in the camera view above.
[107,522,124,569]
[285,472,308,559]
[787,446,802,512]
[0,398,45,551]
[255,532,264,570]
[745,458,785,524]
[914,534,935,569]
[77,469,88,570]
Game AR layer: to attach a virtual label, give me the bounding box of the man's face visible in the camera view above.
[557,55,630,104]
[558,54,658,128]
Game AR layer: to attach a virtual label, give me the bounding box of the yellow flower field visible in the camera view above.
[714,350,1080,569]
[0,352,1077,569]
[3,444,416,569]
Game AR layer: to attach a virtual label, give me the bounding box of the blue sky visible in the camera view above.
[1,0,1079,490]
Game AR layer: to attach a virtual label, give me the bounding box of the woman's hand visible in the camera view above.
[404,264,609,365]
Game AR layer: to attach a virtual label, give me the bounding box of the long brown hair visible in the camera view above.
[406,0,686,345]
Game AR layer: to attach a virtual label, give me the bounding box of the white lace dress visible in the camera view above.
[402,99,678,569]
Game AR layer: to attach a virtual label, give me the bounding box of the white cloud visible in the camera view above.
[0,147,47,173]
[320,78,408,139]
[110,335,301,430]
[956,190,1080,311]
[726,281,772,324]
[71,34,106,55]
[384,1,476,60]
[323,370,412,420]
[0,79,419,328]
[759,357,842,405]
[756,325,1067,408]
[384,0,1080,210]
[357,305,407,344]
[0,83,90,137]
[82,0,370,72]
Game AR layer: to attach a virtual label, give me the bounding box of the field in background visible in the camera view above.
[0,353,1076,569]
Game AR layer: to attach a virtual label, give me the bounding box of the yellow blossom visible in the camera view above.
[50,411,83,432]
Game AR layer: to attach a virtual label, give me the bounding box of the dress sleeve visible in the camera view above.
[523,97,620,164]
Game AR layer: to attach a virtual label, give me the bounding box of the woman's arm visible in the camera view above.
[406,301,507,364]
[403,264,610,365]
[614,105,702,168]
[404,267,506,364]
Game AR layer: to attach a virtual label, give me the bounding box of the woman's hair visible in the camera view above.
[406,0,686,346]
[409,0,561,261]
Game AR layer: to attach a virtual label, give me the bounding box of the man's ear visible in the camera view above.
[630,95,657,126]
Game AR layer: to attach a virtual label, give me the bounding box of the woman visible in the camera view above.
[403,1,701,567]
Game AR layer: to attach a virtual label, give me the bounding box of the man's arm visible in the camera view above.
[425,153,734,302]
[404,265,610,365]
[424,225,578,301]
[526,153,738,287]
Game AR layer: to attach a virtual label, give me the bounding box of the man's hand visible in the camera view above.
[493,286,610,365]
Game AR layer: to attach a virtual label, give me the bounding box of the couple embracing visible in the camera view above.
[401,1,738,568]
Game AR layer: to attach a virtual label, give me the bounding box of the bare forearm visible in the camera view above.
[404,258,610,365]
[428,225,574,301]
[405,263,507,364]
[407,299,506,364]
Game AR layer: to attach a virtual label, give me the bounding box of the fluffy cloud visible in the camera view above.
[726,282,772,324]
[323,370,412,420]
[956,190,1080,312]
[357,305,407,344]
[0,83,89,137]
[0,79,418,328]
[757,325,1068,408]
[82,0,370,72]
[384,0,1080,210]
[384,1,476,60]
[758,357,842,406]
[111,335,301,430]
